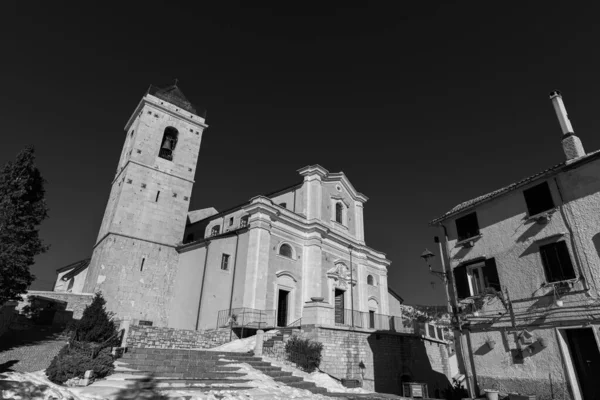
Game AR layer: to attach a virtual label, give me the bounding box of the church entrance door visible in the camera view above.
[277,289,289,327]
[334,289,345,324]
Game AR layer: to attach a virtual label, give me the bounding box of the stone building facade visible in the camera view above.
[430,92,600,400]
[54,84,400,334]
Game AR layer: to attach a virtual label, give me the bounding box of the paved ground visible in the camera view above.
[0,325,68,373]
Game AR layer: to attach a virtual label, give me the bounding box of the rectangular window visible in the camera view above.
[229,217,234,226]
[455,212,480,242]
[221,254,230,271]
[539,241,576,283]
[454,258,501,299]
[369,310,375,329]
[523,182,555,216]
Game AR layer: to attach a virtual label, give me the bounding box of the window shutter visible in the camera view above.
[483,258,501,291]
[554,241,576,281]
[540,241,576,282]
[453,265,470,300]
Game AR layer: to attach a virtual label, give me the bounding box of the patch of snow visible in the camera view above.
[263,356,372,394]
[0,360,333,400]
[208,335,256,353]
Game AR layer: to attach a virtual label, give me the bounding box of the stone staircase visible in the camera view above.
[118,347,329,395]
[263,326,299,351]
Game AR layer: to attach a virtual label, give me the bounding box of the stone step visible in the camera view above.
[217,360,271,367]
[272,375,304,384]
[126,348,253,357]
[122,353,261,362]
[259,370,293,378]
[287,381,318,389]
[251,366,284,372]
[124,377,252,384]
[156,385,256,392]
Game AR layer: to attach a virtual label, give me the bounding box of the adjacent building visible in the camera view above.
[430,91,600,400]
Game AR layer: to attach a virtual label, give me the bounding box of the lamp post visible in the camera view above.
[421,247,452,313]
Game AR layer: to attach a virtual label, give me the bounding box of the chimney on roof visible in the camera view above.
[549,90,585,161]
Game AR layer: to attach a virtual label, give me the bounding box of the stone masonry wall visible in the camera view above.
[18,291,94,319]
[126,325,239,350]
[0,303,17,337]
[302,325,452,397]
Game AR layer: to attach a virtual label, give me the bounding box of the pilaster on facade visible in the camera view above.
[303,235,324,302]
[243,212,272,309]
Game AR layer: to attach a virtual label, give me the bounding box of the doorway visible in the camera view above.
[277,289,289,327]
[334,289,345,324]
[565,328,600,400]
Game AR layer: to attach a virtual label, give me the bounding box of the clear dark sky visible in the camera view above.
[4,1,600,306]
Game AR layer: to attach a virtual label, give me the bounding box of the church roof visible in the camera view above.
[146,83,206,118]
[56,258,91,281]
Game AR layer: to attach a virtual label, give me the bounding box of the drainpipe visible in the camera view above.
[228,232,241,341]
[195,240,211,331]
[553,176,594,293]
[434,235,452,314]
[439,222,475,397]
[349,245,355,329]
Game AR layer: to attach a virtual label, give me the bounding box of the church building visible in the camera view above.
[54,84,398,332]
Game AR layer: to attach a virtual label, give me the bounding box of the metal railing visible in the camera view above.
[216,308,276,330]
[334,309,442,336]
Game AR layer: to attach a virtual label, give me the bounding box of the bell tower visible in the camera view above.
[83,84,208,326]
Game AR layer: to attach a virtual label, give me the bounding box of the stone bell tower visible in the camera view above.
[83,83,208,326]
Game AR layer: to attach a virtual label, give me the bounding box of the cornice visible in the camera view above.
[125,94,209,131]
[238,195,391,268]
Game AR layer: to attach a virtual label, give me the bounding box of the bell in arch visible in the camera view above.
[162,137,174,151]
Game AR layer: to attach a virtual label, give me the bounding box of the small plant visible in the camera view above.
[73,292,118,344]
[485,337,496,350]
[284,336,323,372]
[46,345,114,384]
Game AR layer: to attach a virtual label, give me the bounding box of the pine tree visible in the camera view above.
[75,292,118,343]
[0,146,49,304]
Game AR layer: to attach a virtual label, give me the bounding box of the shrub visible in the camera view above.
[74,292,118,344]
[284,336,323,372]
[46,345,114,384]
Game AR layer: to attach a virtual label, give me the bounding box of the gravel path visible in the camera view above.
[0,326,67,373]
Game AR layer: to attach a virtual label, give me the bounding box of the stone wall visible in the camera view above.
[18,291,94,319]
[302,324,452,397]
[0,303,17,337]
[126,325,239,350]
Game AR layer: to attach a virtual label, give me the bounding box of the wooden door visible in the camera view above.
[566,328,600,400]
[334,289,345,324]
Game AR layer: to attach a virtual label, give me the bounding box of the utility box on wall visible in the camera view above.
[402,382,428,398]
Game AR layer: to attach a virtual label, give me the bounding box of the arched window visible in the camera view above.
[211,225,220,236]
[367,275,374,285]
[335,202,344,224]
[279,243,293,258]
[158,126,179,161]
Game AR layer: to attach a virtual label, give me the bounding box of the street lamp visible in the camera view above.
[421,245,452,313]
[421,248,447,284]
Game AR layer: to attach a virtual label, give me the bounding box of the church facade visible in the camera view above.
[54,84,397,332]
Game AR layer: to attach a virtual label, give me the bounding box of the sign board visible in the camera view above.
[412,384,423,398]
[138,320,153,326]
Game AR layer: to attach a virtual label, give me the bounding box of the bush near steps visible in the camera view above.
[46,293,118,384]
